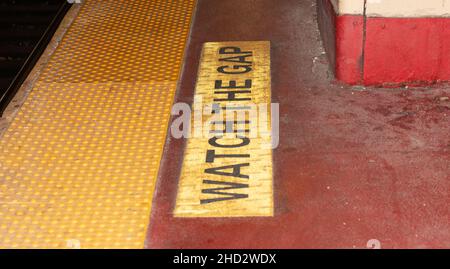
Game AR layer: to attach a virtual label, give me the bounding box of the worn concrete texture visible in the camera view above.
[147,0,449,248]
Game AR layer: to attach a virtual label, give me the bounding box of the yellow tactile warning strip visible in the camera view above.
[174,41,273,217]
[0,0,195,248]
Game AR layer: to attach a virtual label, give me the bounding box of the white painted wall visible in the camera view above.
[334,0,450,17]
[336,0,364,15]
[367,0,450,17]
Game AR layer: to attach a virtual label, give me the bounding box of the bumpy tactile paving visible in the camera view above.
[0,0,195,248]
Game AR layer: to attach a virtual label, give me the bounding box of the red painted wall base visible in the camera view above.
[336,15,364,84]
[365,17,450,86]
[318,0,450,86]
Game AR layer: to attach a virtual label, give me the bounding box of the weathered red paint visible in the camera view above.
[335,15,364,84]
[317,0,364,84]
[319,0,450,86]
[364,17,450,86]
[146,0,450,249]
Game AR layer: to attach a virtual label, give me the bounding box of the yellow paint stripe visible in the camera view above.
[174,41,273,217]
[0,0,195,248]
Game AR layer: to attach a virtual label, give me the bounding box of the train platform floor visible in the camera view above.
[0,0,449,249]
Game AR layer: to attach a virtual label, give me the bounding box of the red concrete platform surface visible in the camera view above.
[146,0,450,248]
